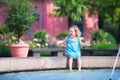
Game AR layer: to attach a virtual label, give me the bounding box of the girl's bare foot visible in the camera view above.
[69,69,73,72]
[78,68,81,71]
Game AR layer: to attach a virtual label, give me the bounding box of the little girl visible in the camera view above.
[61,25,90,71]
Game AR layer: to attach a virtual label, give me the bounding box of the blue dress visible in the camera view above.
[65,36,81,59]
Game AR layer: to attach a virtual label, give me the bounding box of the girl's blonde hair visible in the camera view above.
[70,25,81,37]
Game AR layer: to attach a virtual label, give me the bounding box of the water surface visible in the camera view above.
[0,69,120,80]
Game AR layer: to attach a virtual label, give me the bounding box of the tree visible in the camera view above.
[87,0,120,44]
[87,0,120,22]
[52,0,88,27]
[53,0,120,44]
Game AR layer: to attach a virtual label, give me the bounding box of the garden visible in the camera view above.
[0,0,120,57]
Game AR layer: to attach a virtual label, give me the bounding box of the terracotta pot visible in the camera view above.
[10,43,29,57]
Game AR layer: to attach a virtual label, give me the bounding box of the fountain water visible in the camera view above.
[109,48,120,80]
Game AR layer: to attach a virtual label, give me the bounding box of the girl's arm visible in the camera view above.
[80,41,86,46]
[61,39,66,48]
[79,38,91,46]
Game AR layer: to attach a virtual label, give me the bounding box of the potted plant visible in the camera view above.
[4,0,36,57]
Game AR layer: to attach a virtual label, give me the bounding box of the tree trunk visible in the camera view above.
[68,17,74,28]
[118,25,120,44]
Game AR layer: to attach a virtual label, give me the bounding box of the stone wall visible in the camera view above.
[0,56,120,73]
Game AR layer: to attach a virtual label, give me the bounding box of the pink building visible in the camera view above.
[0,0,98,41]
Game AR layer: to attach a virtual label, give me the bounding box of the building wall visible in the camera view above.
[42,0,68,37]
[0,3,5,24]
[84,11,99,42]
[23,0,68,40]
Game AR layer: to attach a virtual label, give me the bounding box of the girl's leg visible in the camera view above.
[77,57,81,71]
[68,57,73,71]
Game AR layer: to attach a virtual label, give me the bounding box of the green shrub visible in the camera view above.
[0,24,8,34]
[5,0,36,42]
[102,19,120,44]
[56,31,69,40]
[89,29,117,49]
[0,43,11,57]
[32,30,47,48]
[0,24,9,41]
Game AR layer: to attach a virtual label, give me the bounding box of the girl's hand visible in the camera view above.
[61,44,66,48]
[85,42,91,46]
